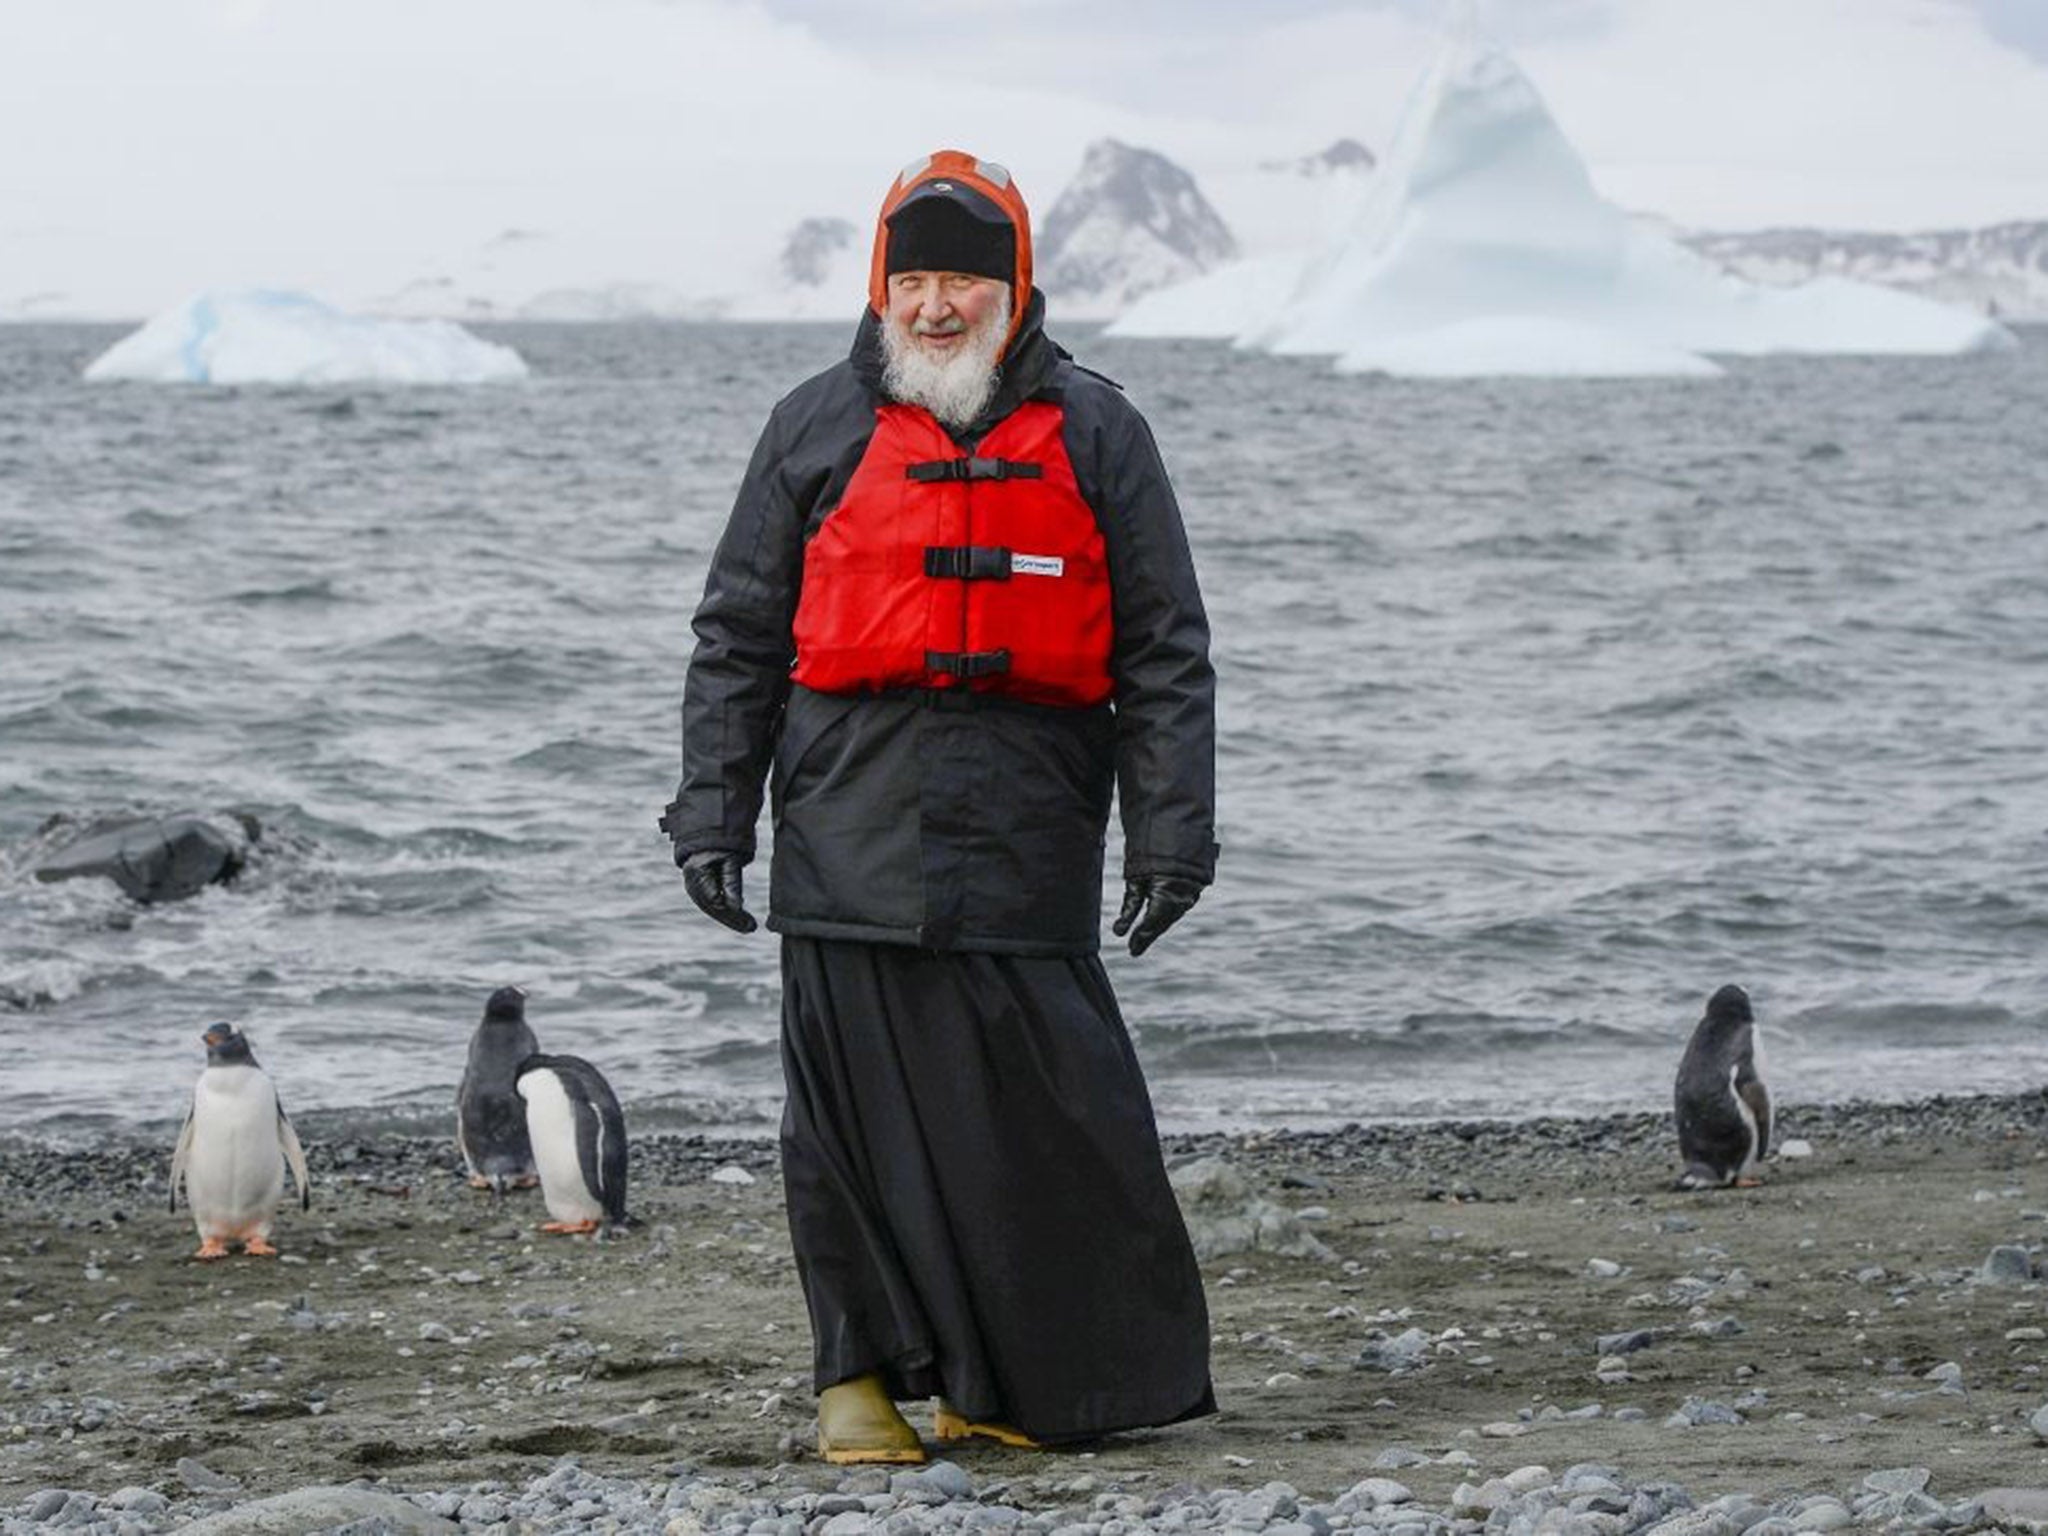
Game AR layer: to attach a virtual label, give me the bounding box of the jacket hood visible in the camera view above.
[869,149,1034,358]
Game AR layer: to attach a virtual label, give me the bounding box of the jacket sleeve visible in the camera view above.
[662,407,807,862]
[1090,392,1220,887]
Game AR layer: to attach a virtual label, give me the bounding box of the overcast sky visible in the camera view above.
[4,0,2045,316]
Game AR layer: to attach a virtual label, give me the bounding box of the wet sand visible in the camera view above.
[3,1093,2045,1510]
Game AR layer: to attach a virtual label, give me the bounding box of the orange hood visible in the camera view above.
[869,149,1033,355]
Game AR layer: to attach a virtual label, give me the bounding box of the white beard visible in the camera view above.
[880,289,1010,431]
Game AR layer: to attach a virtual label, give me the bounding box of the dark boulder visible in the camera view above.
[34,812,260,904]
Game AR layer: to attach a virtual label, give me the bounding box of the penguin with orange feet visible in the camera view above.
[169,1024,311,1259]
[514,1053,633,1235]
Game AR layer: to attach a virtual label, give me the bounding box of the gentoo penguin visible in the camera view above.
[1674,984,1772,1190]
[457,985,540,1194]
[169,1024,311,1259]
[514,1053,632,1235]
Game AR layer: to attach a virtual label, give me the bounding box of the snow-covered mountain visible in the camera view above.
[1260,138,1377,178]
[1035,139,1239,320]
[780,217,859,288]
[723,215,868,321]
[1680,222,2048,320]
[372,229,722,321]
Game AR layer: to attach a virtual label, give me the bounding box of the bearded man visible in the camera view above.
[662,150,1218,1462]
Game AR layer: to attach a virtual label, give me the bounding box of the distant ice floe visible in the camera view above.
[83,290,529,384]
[1109,24,2015,378]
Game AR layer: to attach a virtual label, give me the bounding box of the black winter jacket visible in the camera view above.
[664,292,1217,955]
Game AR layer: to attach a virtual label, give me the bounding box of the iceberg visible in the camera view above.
[1337,317,1724,379]
[84,290,529,384]
[1110,25,2014,376]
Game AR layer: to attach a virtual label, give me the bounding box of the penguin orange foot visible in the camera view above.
[243,1236,278,1256]
[817,1375,926,1465]
[934,1402,1043,1449]
[193,1237,231,1261]
[540,1219,600,1235]
[468,1175,495,1190]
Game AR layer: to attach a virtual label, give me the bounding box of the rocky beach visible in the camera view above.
[3,1092,2046,1532]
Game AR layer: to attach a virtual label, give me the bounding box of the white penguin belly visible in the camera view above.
[187,1068,285,1235]
[522,1070,604,1224]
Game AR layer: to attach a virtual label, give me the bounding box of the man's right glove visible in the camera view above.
[679,849,758,934]
[1112,874,1203,957]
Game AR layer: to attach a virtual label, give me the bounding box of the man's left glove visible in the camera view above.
[1112,874,1203,957]
[678,849,758,934]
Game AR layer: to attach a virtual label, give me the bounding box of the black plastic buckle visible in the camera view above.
[923,546,1013,581]
[925,648,1012,679]
[905,457,1043,483]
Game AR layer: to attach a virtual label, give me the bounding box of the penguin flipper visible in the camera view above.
[169,1108,194,1214]
[558,1059,629,1229]
[455,1103,481,1180]
[598,1108,630,1228]
[278,1109,311,1211]
[1738,1075,1772,1164]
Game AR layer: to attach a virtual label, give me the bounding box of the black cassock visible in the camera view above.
[778,936,1215,1442]
[667,297,1221,1443]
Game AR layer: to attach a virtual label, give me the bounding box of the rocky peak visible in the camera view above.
[1037,139,1239,318]
[780,217,858,288]
[1262,138,1377,177]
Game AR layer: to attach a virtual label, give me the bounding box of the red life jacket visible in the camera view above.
[791,400,1114,708]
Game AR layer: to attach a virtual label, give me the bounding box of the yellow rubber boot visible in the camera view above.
[817,1374,927,1465]
[933,1400,1043,1449]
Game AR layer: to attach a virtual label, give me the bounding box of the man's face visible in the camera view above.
[885,271,1008,359]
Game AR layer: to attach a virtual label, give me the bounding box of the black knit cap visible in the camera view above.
[884,178,1016,284]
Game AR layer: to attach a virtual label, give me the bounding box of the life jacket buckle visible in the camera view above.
[925,648,1012,680]
[905,457,1044,484]
[923,546,1013,581]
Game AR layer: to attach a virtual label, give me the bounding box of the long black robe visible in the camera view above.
[779,936,1214,1442]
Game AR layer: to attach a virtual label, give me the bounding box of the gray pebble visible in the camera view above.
[1596,1330,1658,1356]
[1372,1449,1432,1470]
[1636,1510,1736,1536]
[1978,1246,2035,1284]
[1358,1328,1431,1373]
[897,1463,974,1503]
[1790,1500,1852,1532]
[27,1490,74,1522]
[106,1488,170,1516]
[1978,1490,2048,1526]
[1668,1398,1744,1427]
[1340,1479,1415,1511]
[176,1458,240,1493]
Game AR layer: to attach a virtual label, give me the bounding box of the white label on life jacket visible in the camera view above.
[1011,554,1065,578]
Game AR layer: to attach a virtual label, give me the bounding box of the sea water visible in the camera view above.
[3,321,2044,1138]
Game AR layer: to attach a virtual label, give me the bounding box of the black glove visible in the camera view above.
[1112,874,1203,957]
[679,849,757,934]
